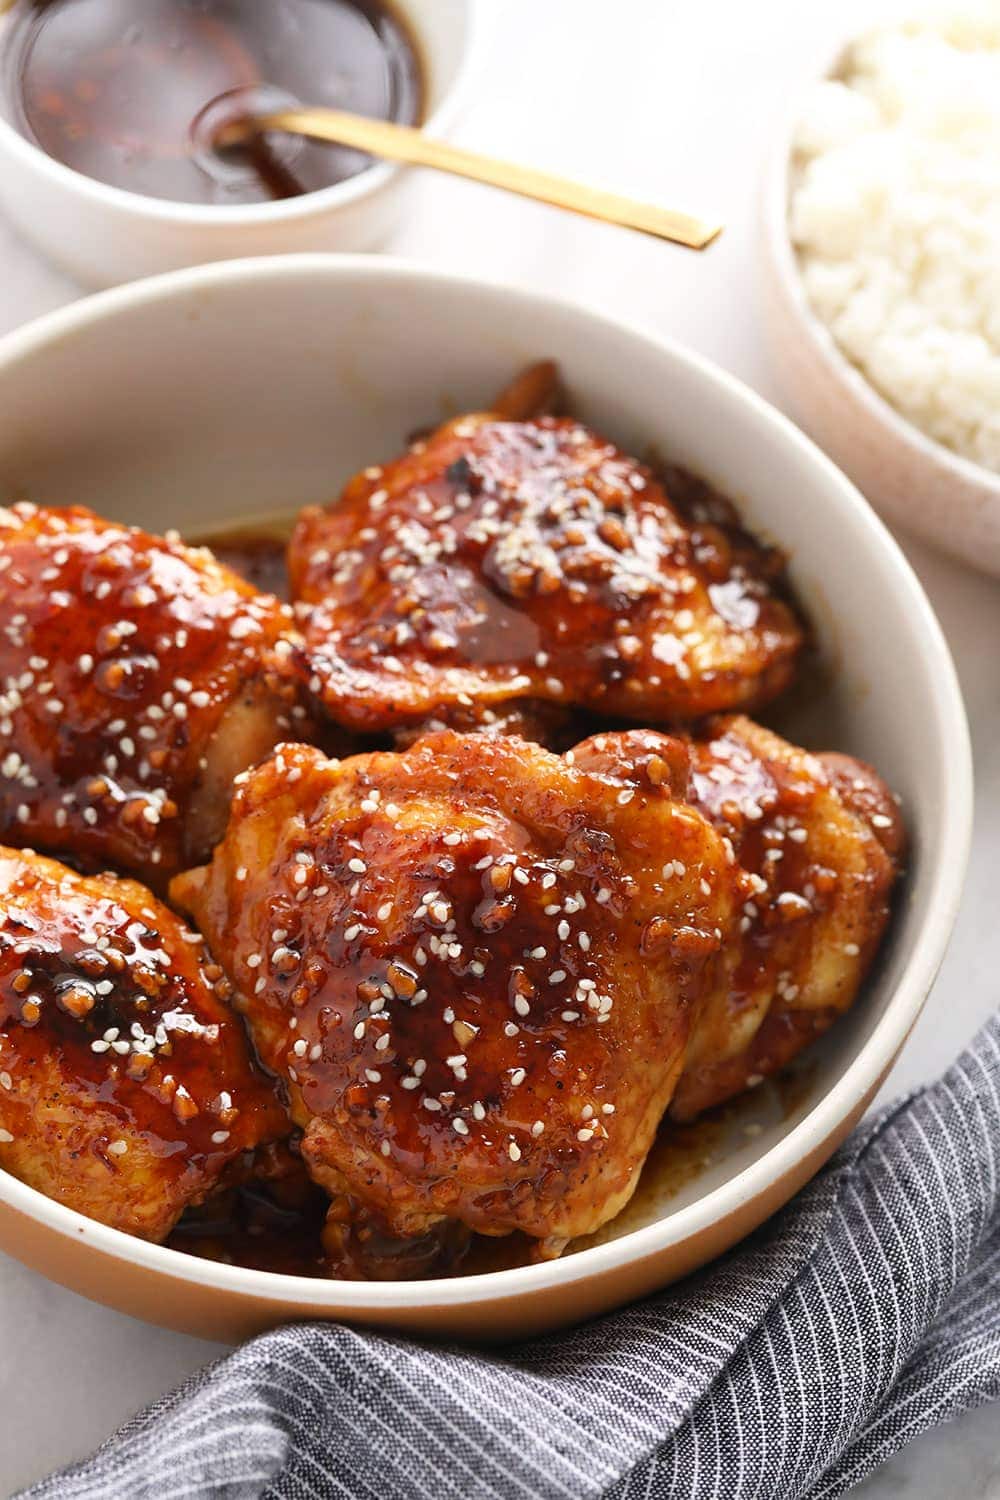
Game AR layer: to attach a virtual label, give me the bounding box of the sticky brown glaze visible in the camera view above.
[572,719,903,1123]
[171,731,749,1276]
[289,415,804,735]
[0,845,288,1241]
[0,503,313,885]
[391,697,571,752]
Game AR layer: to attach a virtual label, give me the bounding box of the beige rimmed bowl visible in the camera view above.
[0,256,972,1342]
[760,28,1000,579]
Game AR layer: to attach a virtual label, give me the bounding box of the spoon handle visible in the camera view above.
[258,108,721,250]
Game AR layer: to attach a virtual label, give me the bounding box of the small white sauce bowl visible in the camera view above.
[0,0,484,288]
[760,35,1000,579]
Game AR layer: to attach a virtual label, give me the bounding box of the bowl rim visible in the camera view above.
[0,0,488,226]
[763,21,1000,503]
[0,253,974,1313]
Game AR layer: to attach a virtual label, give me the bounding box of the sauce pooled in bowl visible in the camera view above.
[1,0,422,204]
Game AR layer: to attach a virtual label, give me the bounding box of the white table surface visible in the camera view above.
[1,0,998,1494]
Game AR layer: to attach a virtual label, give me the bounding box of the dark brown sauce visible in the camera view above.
[3,0,422,205]
[169,1175,331,1276]
[210,525,291,600]
[168,1062,819,1280]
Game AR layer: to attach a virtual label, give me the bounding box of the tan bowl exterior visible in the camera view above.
[0,257,972,1343]
[0,1084,887,1344]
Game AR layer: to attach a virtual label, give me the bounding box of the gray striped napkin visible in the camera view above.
[21,1011,1000,1500]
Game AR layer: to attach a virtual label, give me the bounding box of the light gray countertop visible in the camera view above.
[0,0,997,1493]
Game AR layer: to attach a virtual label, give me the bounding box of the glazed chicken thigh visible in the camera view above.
[290,411,803,737]
[571,718,904,1121]
[172,731,749,1274]
[0,503,311,885]
[0,845,286,1241]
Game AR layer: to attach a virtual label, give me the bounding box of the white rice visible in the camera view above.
[789,4,1000,474]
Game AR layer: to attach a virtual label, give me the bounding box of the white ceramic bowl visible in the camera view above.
[760,36,1000,579]
[0,0,483,288]
[0,257,972,1342]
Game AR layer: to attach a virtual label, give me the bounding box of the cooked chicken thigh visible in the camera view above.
[0,503,311,885]
[571,718,904,1121]
[0,845,286,1241]
[172,731,748,1275]
[290,413,803,736]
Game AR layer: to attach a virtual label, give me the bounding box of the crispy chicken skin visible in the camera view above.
[289,414,803,736]
[0,845,287,1241]
[0,503,311,885]
[171,731,749,1275]
[571,719,904,1121]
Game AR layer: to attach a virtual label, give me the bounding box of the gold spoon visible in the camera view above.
[215,106,721,251]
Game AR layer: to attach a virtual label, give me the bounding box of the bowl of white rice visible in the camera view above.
[762,3,1000,577]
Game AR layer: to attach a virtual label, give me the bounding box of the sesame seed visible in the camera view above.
[107,1140,128,1157]
[348,858,366,875]
[0,1129,13,1144]
[211,1131,230,1145]
[508,1141,522,1162]
[452,1118,469,1135]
